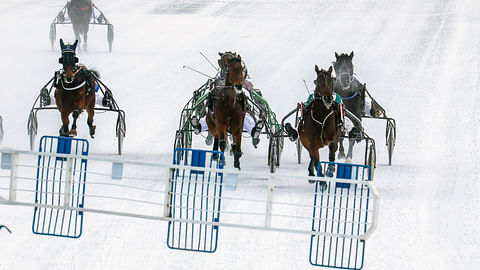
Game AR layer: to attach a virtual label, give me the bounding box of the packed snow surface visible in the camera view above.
[1,0,480,269]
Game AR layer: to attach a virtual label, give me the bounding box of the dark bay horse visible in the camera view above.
[333,52,364,161]
[67,0,93,51]
[206,54,246,169]
[298,66,341,178]
[55,39,96,138]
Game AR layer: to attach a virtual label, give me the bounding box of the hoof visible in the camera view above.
[59,126,69,137]
[89,125,96,138]
[326,164,335,177]
[69,129,77,137]
[319,181,328,191]
[345,157,352,163]
[338,151,346,159]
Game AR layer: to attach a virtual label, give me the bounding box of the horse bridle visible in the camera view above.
[334,57,354,90]
[314,71,334,109]
[225,57,245,92]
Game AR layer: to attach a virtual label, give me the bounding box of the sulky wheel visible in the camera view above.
[268,136,276,173]
[116,114,126,155]
[386,121,395,165]
[296,138,302,164]
[49,24,56,51]
[295,110,302,164]
[27,111,38,151]
[367,144,376,180]
[173,131,184,163]
[275,137,281,167]
[107,25,114,53]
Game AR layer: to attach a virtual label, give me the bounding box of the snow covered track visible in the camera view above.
[1,0,480,268]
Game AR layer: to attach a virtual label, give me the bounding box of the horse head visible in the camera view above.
[314,65,334,110]
[219,52,245,91]
[58,39,79,83]
[333,51,354,90]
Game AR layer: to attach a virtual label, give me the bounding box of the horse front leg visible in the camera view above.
[307,148,320,178]
[83,24,89,51]
[231,131,243,170]
[69,109,80,137]
[327,141,338,177]
[72,25,82,52]
[338,137,346,159]
[346,138,356,163]
[59,111,70,137]
[86,104,96,138]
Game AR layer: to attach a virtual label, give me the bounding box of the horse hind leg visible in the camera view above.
[86,105,95,138]
[82,23,89,51]
[338,137,346,159]
[346,138,356,163]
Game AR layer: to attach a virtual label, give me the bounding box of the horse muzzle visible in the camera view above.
[339,74,352,89]
[322,96,333,109]
[234,85,243,93]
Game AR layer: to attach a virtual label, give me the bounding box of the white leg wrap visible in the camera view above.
[96,92,103,106]
[343,117,354,134]
[364,95,372,115]
[243,113,255,135]
[50,94,56,105]
[200,117,209,133]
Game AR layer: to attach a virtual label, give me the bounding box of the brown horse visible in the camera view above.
[55,39,96,138]
[67,0,93,51]
[206,54,246,169]
[298,66,341,178]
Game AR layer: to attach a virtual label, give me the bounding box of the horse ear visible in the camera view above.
[328,66,333,74]
[72,40,79,51]
[349,51,354,58]
[335,52,339,59]
[60,39,65,50]
[315,65,320,73]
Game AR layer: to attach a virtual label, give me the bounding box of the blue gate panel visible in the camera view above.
[32,136,89,238]
[310,162,372,269]
[167,148,224,253]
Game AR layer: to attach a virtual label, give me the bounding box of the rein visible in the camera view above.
[72,5,91,11]
[310,106,334,146]
[340,91,358,100]
[61,68,86,91]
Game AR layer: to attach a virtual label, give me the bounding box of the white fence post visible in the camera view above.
[8,153,18,202]
[163,167,174,218]
[63,157,74,207]
[265,174,275,228]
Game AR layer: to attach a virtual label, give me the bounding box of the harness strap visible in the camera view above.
[340,91,358,100]
[310,110,335,146]
[61,80,86,91]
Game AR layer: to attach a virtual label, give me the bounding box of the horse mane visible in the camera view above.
[336,53,351,59]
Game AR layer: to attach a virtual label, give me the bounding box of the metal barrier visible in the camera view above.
[0,146,379,267]
[32,136,89,238]
[310,162,375,269]
[166,148,225,252]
